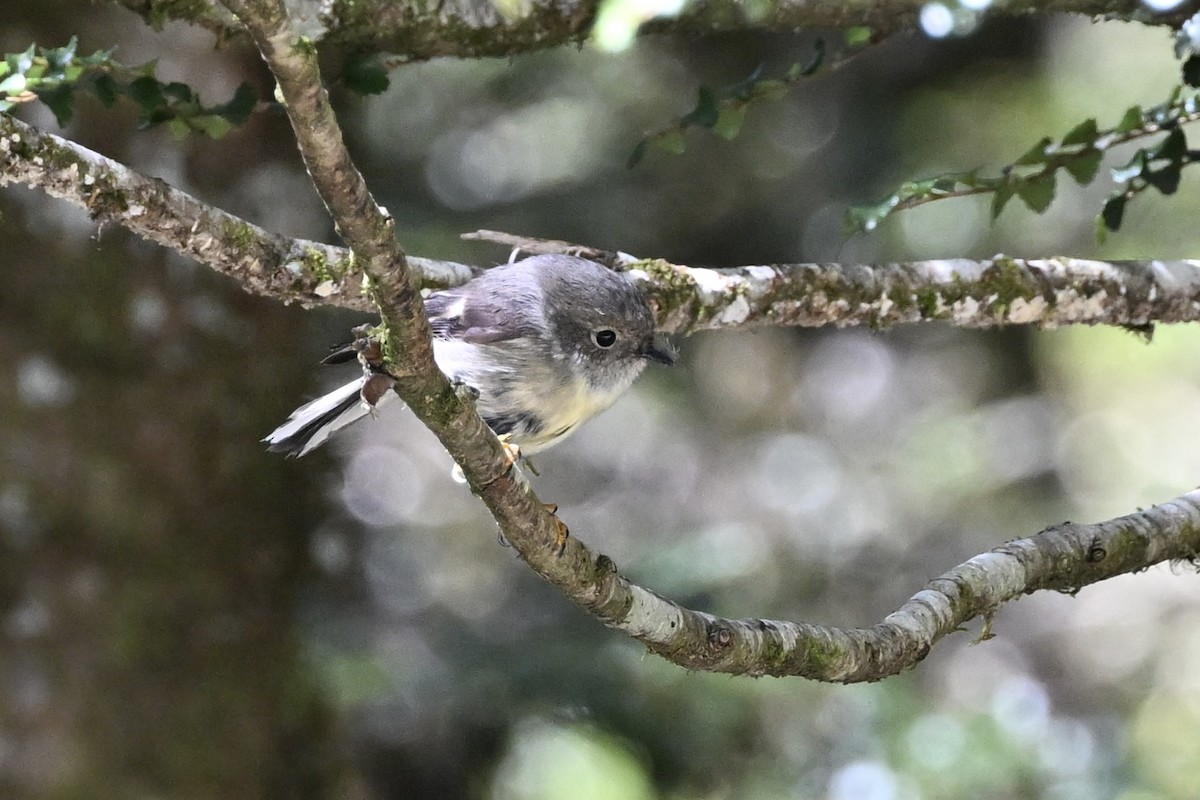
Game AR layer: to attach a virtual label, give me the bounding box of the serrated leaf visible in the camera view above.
[1101,195,1126,232]
[844,200,894,236]
[712,106,746,140]
[650,129,687,155]
[35,85,75,126]
[1150,127,1186,163]
[0,73,27,95]
[10,44,36,75]
[845,26,872,47]
[1014,137,1052,166]
[749,79,787,102]
[1063,149,1102,184]
[91,74,119,106]
[1061,118,1098,147]
[1184,55,1200,88]
[1115,105,1144,134]
[991,182,1016,219]
[680,86,719,129]
[1014,172,1056,213]
[187,113,235,139]
[1145,163,1182,195]
[213,83,257,125]
[127,75,164,109]
[162,81,194,103]
[627,139,648,169]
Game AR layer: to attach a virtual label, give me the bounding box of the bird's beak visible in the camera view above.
[642,335,677,365]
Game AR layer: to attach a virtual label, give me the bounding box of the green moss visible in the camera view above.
[221,219,259,253]
[301,246,338,283]
[631,258,699,323]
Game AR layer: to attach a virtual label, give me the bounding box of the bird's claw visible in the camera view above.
[543,503,569,555]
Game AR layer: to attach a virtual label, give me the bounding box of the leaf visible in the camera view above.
[680,86,719,129]
[1014,172,1056,213]
[748,79,788,102]
[0,72,26,95]
[650,129,687,155]
[627,139,648,169]
[1061,118,1098,147]
[845,27,872,47]
[1014,137,1052,166]
[1145,163,1182,195]
[1101,194,1126,233]
[712,106,746,140]
[1063,149,1102,184]
[91,74,119,106]
[212,83,257,125]
[991,181,1016,219]
[187,113,235,139]
[35,84,75,126]
[1184,55,1200,88]
[1150,127,1187,163]
[1115,105,1144,134]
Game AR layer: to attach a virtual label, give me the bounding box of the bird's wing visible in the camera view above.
[424,288,537,345]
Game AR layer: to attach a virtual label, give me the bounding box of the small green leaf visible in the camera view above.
[187,113,235,139]
[1115,105,1144,134]
[1145,163,1182,195]
[1150,127,1186,163]
[91,74,119,106]
[212,83,257,125]
[1184,55,1200,88]
[650,129,687,155]
[1014,137,1052,166]
[0,72,27,95]
[1101,194,1126,232]
[749,79,787,102]
[1061,118,1098,147]
[1014,172,1056,213]
[35,85,76,126]
[680,86,719,129]
[1063,149,1102,184]
[127,75,164,109]
[845,27,872,47]
[712,106,746,140]
[627,139,648,169]
[991,182,1016,219]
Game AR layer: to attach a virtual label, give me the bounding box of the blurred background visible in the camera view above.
[3,3,1200,798]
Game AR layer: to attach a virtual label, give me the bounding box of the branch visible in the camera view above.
[464,230,1200,334]
[114,0,1200,62]
[6,78,1200,682]
[0,114,475,304]
[6,123,1200,337]
[577,490,1200,680]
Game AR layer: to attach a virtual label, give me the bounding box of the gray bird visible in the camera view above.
[264,254,675,457]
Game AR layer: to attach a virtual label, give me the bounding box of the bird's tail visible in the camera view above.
[263,378,386,457]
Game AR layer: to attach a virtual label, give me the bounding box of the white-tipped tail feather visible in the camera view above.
[263,378,395,457]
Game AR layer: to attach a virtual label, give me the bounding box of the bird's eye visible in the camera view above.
[593,329,617,348]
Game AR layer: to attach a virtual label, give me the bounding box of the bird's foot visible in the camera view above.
[543,503,569,555]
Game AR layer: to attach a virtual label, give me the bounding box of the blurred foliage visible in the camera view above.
[1,36,256,135]
[846,86,1200,242]
[4,4,1200,800]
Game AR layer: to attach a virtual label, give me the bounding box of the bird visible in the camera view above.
[263,254,675,458]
